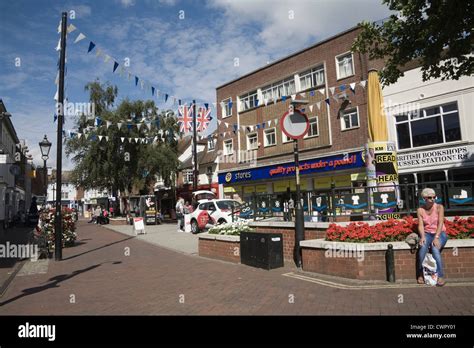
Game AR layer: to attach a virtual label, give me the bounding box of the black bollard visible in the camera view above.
[386,244,396,282]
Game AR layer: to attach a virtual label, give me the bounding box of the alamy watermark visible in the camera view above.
[217,149,257,166]
[0,242,39,261]
[55,101,96,117]
[324,243,365,262]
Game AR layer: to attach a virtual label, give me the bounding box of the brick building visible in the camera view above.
[216,26,381,204]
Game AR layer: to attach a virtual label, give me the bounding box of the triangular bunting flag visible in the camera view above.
[282,96,287,102]
[98,135,103,141]
[137,123,142,131]
[105,136,109,142]
[310,90,315,97]
[67,24,77,34]
[330,87,335,95]
[349,82,356,93]
[74,33,86,44]
[146,123,152,131]
[264,99,269,106]
[78,133,83,139]
[325,98,330,106]
[135,76,139,86]
[87,41,96,53]
[95,48,102,57]
[113,61,119,73]
[318,88,325,96]
[291,94,296,101]
[360,80,367,88]
[309,105,314,112]
[117,122,123,130]
[121,137,125,143]
[151,86,155,96]
[316,101,321,110]
[135,138,139,143]
[300,92,306,97]
[339,85,346,92]
[55,38,61,51]
[267,120,271,127]
[106,121,112,129]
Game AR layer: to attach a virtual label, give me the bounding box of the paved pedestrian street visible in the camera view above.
[0,220,473,316]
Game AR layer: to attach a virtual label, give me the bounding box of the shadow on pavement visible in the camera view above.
[0,263,104,307]
[62,236,136,261]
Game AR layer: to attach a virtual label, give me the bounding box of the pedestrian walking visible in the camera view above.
[175,197,185,232]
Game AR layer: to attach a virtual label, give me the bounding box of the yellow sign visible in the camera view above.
[243,186,255,193]
[290,179,308,191]
[351,172,366,181]
[256,184,267,193]
[314,176,332,189]
[274,181,290,192]
[333,175,351,187]
[224,186,236,193]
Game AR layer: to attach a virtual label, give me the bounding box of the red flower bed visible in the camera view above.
[326,216,474,242]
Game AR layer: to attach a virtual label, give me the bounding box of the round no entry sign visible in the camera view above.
[280,109,309,140]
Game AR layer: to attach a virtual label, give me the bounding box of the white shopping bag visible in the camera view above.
[422,253,438,286]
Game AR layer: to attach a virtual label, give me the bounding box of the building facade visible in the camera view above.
[384,66,474,184]
[216,27,380,203]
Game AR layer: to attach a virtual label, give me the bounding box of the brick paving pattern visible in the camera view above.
[0,220,473,315]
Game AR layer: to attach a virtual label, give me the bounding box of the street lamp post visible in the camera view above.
[39,135,52,205]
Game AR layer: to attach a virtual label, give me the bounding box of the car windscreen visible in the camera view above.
[216,201,241,210]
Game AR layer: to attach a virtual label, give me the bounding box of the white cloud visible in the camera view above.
[120,0,136,8]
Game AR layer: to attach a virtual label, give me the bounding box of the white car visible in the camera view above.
[189,199,242,234]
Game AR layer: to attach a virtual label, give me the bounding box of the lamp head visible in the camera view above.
[39,134,52,160]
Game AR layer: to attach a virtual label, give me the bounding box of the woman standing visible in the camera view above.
[417,188,448,286]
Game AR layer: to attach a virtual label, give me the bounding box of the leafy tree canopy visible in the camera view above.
[65,80,180,196]
[352,0,473,85]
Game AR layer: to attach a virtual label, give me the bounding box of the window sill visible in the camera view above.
[304,134,319,139]
[264,144,277,148]
[341,126,360,132]
[221,114,233,119]
[336,74,355,82]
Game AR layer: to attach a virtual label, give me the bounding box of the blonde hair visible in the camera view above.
[421,187,436,198]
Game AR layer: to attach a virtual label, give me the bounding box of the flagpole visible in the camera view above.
[192,100,198,192]
[55,11,67,261]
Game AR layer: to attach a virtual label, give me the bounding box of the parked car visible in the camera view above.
[189,199,241,234]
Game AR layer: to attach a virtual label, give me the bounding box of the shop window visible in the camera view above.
[395,102,461,149]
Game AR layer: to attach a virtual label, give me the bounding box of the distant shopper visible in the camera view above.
[288,197,294,221]
[417,188,448,286]
[175,197,185,232]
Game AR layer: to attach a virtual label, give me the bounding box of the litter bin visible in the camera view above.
[240,232,284,270]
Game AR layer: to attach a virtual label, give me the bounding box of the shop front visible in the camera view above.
[219,151,366,219]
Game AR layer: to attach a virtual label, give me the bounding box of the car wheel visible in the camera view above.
[191,219,199,234]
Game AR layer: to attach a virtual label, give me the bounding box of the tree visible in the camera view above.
[65,80,180,202]
[352,0,473,85]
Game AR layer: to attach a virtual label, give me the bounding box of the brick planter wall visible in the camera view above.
[109,218,128,225]
[199,234,240,263]
[301,239,474,280]
[249,221,368,262]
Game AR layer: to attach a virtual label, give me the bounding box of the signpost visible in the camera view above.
[280,101,309,268]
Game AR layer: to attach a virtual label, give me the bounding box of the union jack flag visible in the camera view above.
[196,107,211,133]
[177,105,193,133]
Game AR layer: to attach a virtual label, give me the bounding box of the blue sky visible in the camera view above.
[0,0,392,170]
